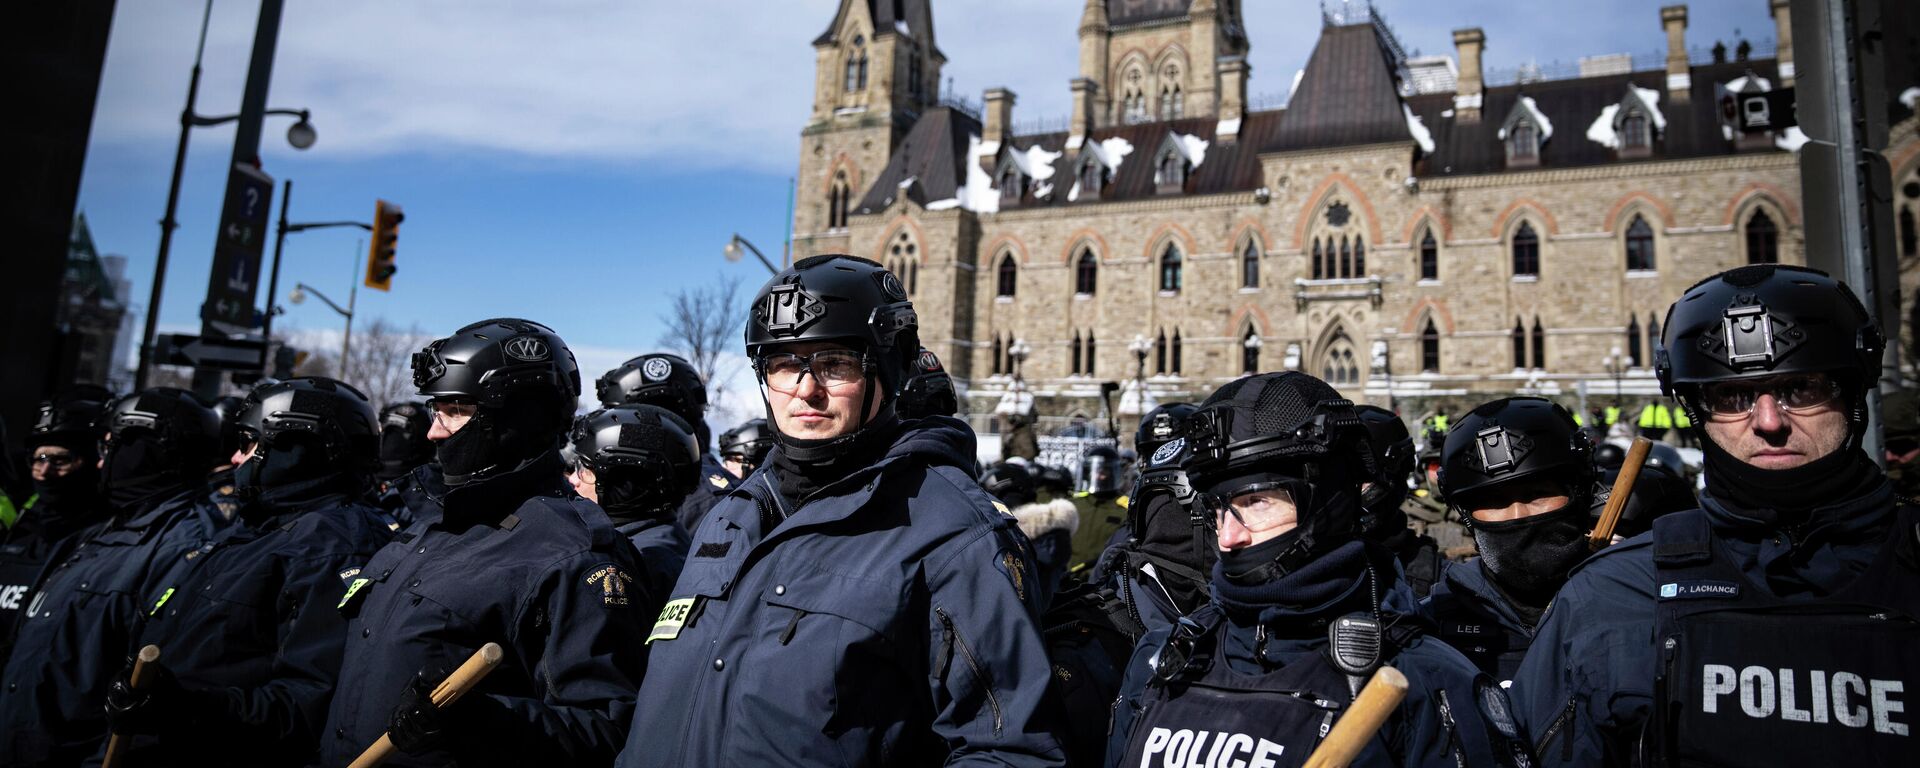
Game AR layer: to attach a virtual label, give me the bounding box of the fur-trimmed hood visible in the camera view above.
[1010,498,1079,540]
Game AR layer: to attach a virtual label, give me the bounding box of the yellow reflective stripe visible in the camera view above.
[648,597,696,645]
[337,578,370,609]
[149,587,175,617]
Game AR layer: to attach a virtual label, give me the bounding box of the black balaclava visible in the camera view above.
[1470,497,1592,609]
[378,426,432,482]
[594,468,680,522]
[234,437,343,501]
[101,434,190,516]
[437,397,561,487]
[1132,492,1216,611]
[1206,467,1365,588]
[1699,439,1880,527]
[28,439,103,537]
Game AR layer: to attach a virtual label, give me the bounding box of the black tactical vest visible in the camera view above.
[1650,507,1920,766]
[1118,613,1380,768]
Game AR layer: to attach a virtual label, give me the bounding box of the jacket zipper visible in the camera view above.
[1435,688,1466,768]
[1534,698,1576,761]
[935,607,1003,735]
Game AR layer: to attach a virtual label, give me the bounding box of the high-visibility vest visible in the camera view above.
[1604,406,1622,425]
[1673,407,1692,429]
[1638,403,1674,429]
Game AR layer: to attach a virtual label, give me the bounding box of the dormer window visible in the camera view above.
[1499,96,1551,169]
[1075,152,1110,201]
[998,165,1027,204]
[1621,111,1651,153]
[1152,133,1206,195]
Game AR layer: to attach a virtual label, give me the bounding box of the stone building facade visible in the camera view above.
[792,0,1920,438]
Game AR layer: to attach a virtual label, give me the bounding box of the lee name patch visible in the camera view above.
[648,597,696,644]
[1659,580,1741,600]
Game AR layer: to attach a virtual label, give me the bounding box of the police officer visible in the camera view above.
[1592,439,1696,539]
[0,388,229,767]
[1513,264,1920,765]
[1088,403,1214,631]
[597,352,734,532]
[207,394,249,520]
[897,346,959,419]
[1354,405,1444,598]
[102,377,395,766]
[620,255,1063,766]
[371,401,437,530]
[716,417,773,481]
[1070,445,1126,573]
[1878,387,1920,498]
[1106,372,1530,767]
[318,318,648,766]
[567,404,697,618]
[1422,397,1596,683]
[0,394,111,662]
[984,460,1078,611]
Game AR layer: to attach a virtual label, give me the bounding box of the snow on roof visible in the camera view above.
[1169,133,1210,167]
[897,175,917,189]
[1006,144,1063,181]
[1402,104,1434,154]
[1775,126,1810,152]
[1215,117,1242,137]
[1288,69,1305,99]
[1587,104,1623,148]
[1083,137,1134,171]
[1903,87,1920,110]
[926,134,998,213]
[1497,96,1554,141]
[894,19,909,36]
[1727,74,1773,93]
[1629,86,1666,131]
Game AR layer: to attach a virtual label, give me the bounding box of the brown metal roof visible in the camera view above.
[855,107,979,213]
[1107,0,1191,28]
[1262,23,1411,153]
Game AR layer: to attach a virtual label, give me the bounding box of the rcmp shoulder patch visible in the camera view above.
[997,549,1027,603]
[586,563,636,606]
[337,578,370,610]
[1478,679,1521,739]
[708,473,731,490]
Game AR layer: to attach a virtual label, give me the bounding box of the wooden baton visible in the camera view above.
[1303,666,1410,768]
[100,644,161,768]
[1589,437,1653,550]
[348,642,505,768]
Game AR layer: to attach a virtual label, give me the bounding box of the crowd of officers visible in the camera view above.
[0,257,1915,766]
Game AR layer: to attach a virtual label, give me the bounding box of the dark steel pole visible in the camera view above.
[137,0,214,391]
[194,0,286,398]
[260,178,292,372]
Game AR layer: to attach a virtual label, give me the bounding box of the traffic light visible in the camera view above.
[365,199,404,291]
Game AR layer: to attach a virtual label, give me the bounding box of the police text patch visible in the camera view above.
[649,597,696,644]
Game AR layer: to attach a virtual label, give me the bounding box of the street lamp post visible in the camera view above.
[724,234,780,275]
[135,0,317,389]
[1008,339,1031,383]
[257,178,372,370]
[287,272,355,378]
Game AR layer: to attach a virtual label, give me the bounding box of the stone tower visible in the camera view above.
[793,0,945,261]
[1077,0,1249,129]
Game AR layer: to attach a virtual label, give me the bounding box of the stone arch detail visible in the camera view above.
[1490,199,1560,239]
[1225,302,1273,339]
[1291,173,1384,250]
[1602,191,1677,232]
[982,233,1032,265]
[1058,228,1113,264]
[875,215,931,264]
[1227,218,1273,253]
[1142,221,1200,262]
[1721,182,1802,228]
[1398,206,1453,245]
[1400,298,1456,335]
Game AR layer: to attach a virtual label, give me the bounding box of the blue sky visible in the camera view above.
[79,0,1769,415]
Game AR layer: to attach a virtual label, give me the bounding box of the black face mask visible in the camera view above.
[1216,525,1313,586]
[234,438,335,499]
[101,435,188,516]
[1699,439,1880,527]
[1358,479,1409,541]
[378,427,429,481]
[31,462,103,535]
[1471,500,1591,604]
[435,408,558,487]
[594,469,677,520]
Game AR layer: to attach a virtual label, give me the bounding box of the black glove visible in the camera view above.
[104,655,183,735]
[388,666,457,755]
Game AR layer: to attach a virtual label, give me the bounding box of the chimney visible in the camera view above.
[1078,0,1110,127]
[1662,5,1691,104]
[981,87,1015,172]
[1770,0,1794,86]
[1216,57,1249,142]
[1453,28,1486,122]
[1069,78,1098,148]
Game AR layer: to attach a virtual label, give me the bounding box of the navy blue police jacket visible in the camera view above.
[1420,559,1538,685]
[613,514,689,627]
[1510,480,1902,766]
[318,453,650,767]
[112,477,394,766]
[618,416,1068,766]
[1107,547,1532,768]
[672,452,734,532]
[0,488,228,767]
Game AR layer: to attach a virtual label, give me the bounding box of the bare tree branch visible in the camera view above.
[658,276,747,405]
[290,317,431,407]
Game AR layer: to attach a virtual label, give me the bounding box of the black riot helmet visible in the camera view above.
[746,255,918,461]
[568,404,700,518]
[979,461,1038,508]
[1657,264,1883,443]
[717,418,774,476]
[596,352,709,423]
[1438,397,1593,523]
[376,401,436,481]
[208,395,248,460]
[896,347,958,419]
[1353,405,1415,540]
[412,318,582,485]
[1594,440,1696,539]
[1127,435,1217,611]
[232,377,380,491]
[99,388,224,511]
[1135,402,1199,461]
[1181,372,1373,580]
[30,394,110,454]
[1079,445,1126,497]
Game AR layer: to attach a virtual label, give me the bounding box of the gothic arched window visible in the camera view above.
[1531,318,1546,370]
[1075,248,1098,296]
[1154,328,1167,374]
[1159,243,1183,293]
[996,253,1017,298]
[1625,215,1655,271]
[1421,319,1441,372]
[1172,329,1184,374]
[1512,222,1540,277]
[1339,236,1352,279]
[1419,229,1439,280]
[1241,239,1260,289]
[1627,315,1643,368]
[844,35,868,93]
[1354,236,1366,276]
[829,172,851,229]
[1512,318,1528,369]
[1746,210,1779,264]
[1312,238,1324,280]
